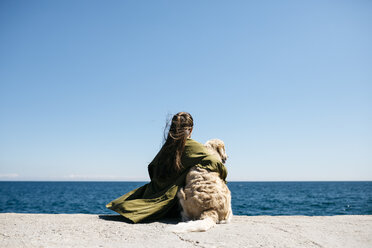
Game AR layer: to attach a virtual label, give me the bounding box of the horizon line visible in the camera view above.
[0,180,371,182]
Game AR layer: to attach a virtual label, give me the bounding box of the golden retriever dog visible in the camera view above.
[169,139,232,232]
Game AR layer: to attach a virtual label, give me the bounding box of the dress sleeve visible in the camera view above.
[182,139,228,182]
[198,156,228,182]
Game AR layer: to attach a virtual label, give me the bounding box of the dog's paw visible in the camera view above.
[219,212,233,224]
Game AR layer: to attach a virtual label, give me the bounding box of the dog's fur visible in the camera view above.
[169,139,232,233]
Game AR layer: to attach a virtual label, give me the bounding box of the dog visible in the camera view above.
[169,139,232,232]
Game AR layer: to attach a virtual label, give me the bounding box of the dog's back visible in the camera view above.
[178,167,231,222]
[170,139,232,233]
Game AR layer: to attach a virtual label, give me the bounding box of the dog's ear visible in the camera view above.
[217,144,227,163]
[217,144,224,156]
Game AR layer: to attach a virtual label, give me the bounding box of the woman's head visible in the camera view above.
[153,112,194,179]
[167,112,194,141]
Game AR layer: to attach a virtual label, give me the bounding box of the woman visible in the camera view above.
[106,112,227,223]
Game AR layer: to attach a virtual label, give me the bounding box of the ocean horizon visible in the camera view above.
[1,181,371,216]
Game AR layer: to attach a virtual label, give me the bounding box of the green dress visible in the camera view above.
[106,138,228,223]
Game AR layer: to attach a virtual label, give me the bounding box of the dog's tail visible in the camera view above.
[167,217,216,233]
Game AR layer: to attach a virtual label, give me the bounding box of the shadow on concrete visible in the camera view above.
[98,215,133,223]
[98,215,180,224]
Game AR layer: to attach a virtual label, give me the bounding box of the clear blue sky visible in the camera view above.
[0,0,371,181]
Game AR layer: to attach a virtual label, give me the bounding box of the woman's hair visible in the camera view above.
[153,112,194,179]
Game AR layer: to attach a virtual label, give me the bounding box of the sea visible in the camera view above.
[0,181,371,216]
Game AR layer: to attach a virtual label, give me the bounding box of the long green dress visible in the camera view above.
[106,138,228,223]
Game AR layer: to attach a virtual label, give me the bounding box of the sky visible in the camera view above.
[0,0,371,181]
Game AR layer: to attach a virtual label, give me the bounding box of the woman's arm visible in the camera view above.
[199,155,228,182]
[182,138,228,181]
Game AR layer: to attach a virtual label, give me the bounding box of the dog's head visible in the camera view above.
[205,139,228,164]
